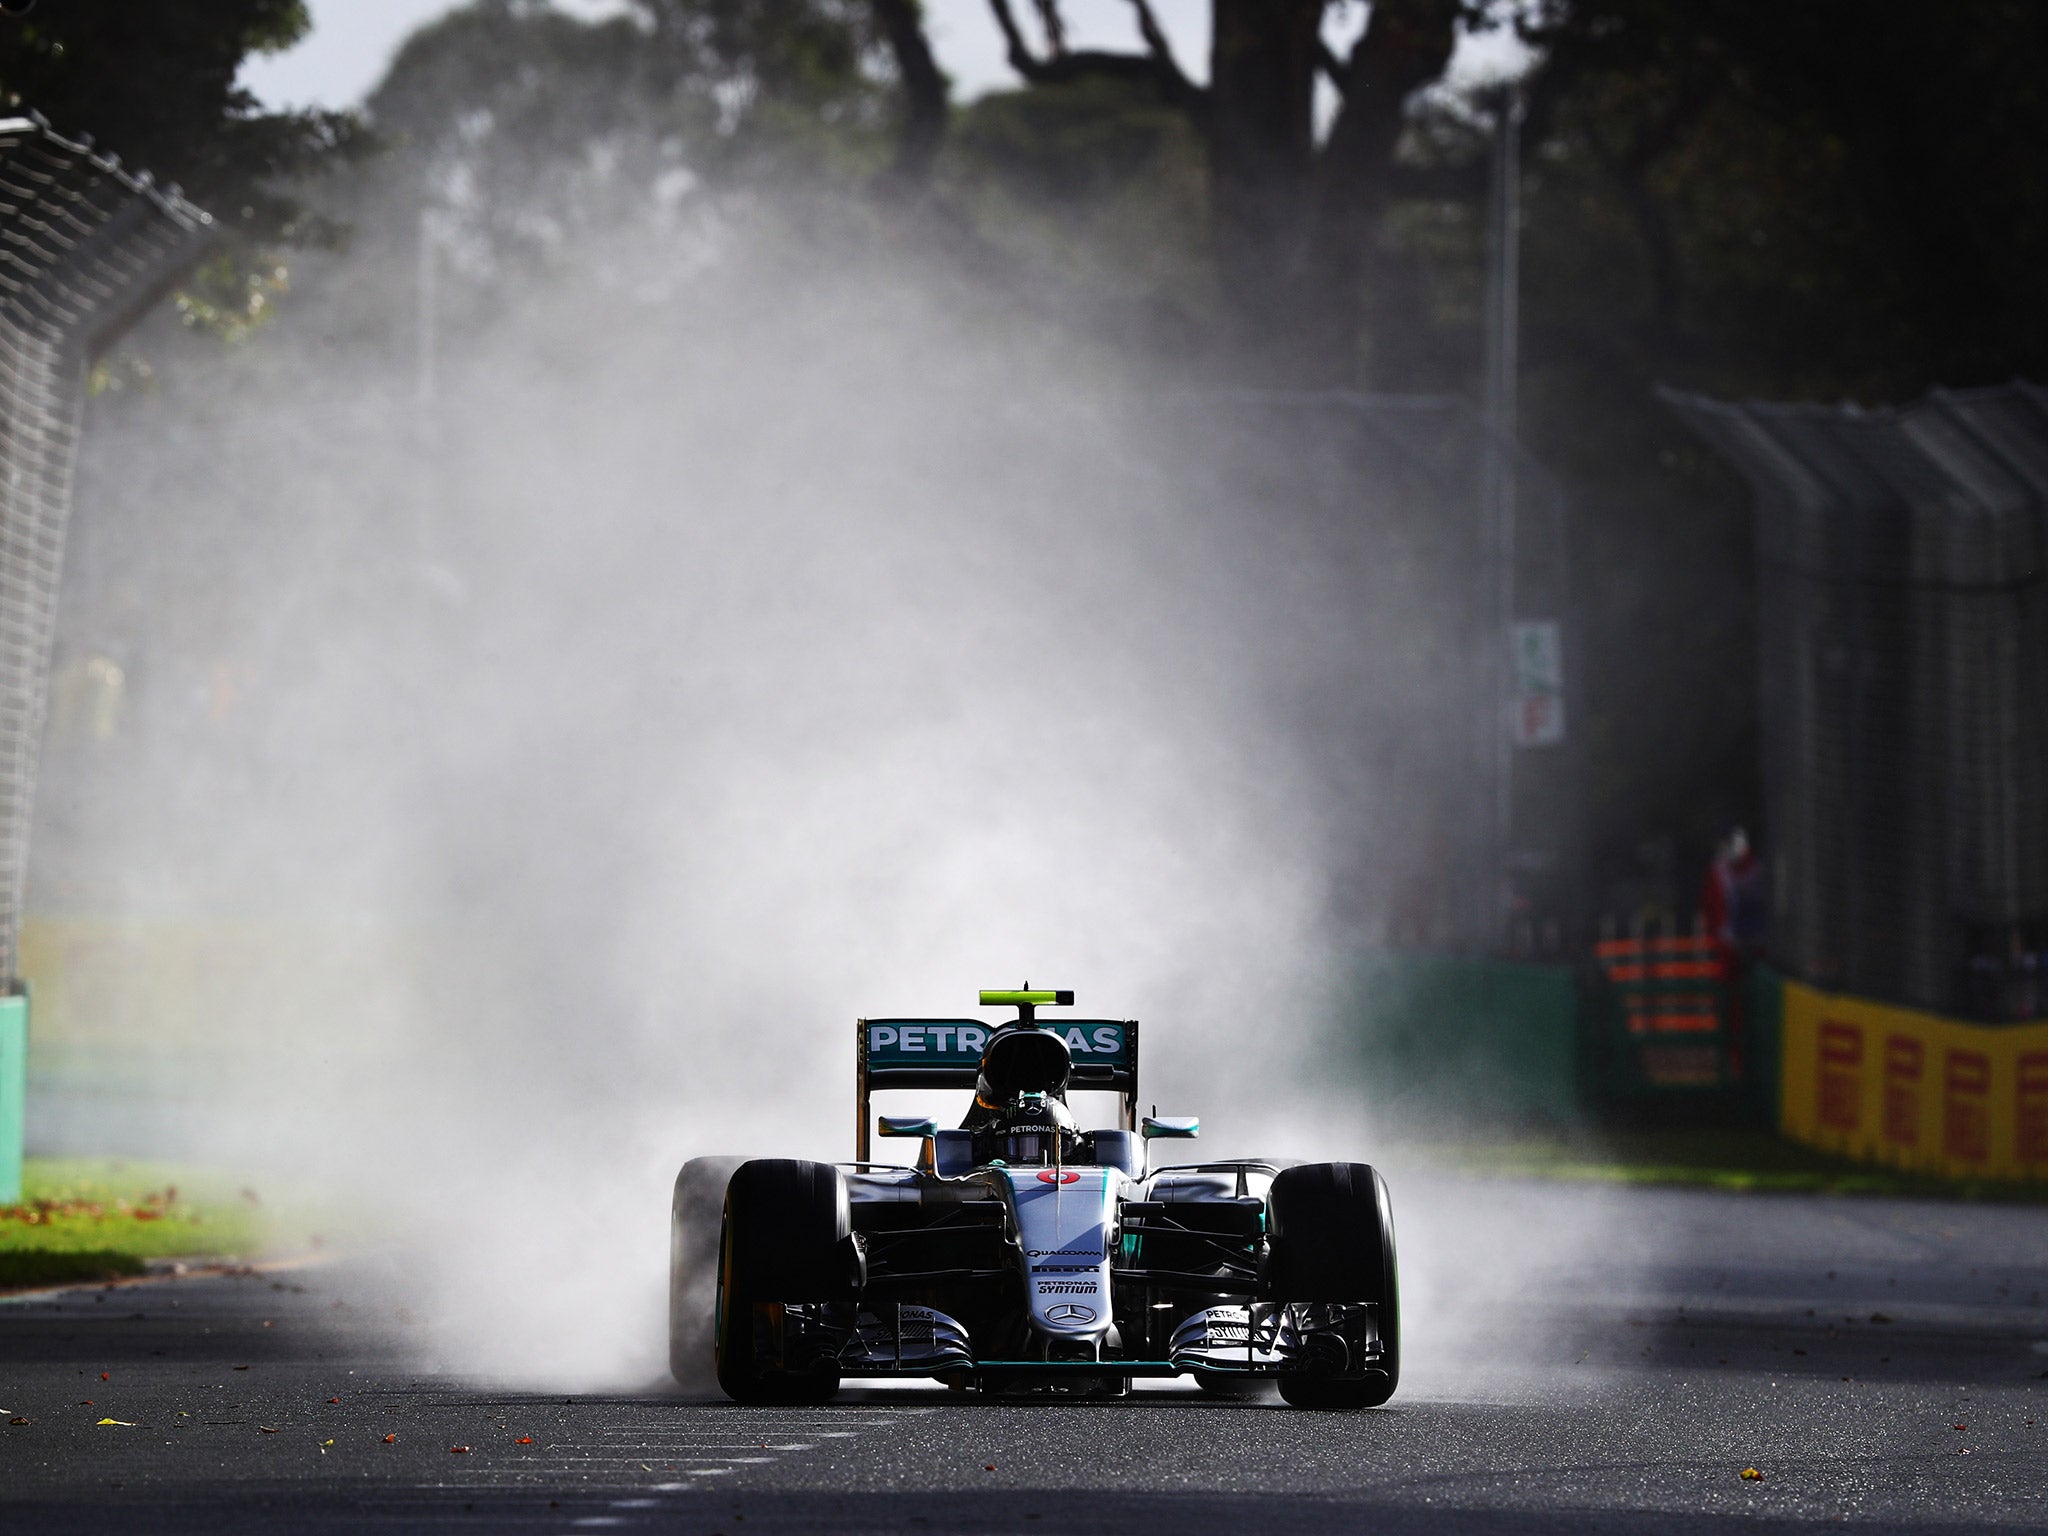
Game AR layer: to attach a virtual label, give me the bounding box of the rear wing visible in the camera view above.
[854,1017,1140,1160]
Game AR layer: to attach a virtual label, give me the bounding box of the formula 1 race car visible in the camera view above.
[669,989,1398,1408]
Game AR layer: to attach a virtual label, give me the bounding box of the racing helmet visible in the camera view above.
[988,1090,1079,1166]
[975,1024,1072,1103]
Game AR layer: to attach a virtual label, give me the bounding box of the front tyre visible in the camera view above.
[1267,1162,1399,1409]
[714,1158,852,1405]
[669,1156,746,1387]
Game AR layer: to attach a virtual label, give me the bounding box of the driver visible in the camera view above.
[975,1090,1079,1166]
[961,1024,1082,1165]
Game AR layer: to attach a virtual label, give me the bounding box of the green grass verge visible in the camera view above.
[0,1158,273,1289]
[1429,1126,2048,1203]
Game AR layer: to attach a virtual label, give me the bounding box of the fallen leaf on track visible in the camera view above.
[95,1418,135,1427]
[10,1417,31,1425]
[1740,1468,1763,1481]
[328,1398,340,1405]
[515,1436,533,1445]
[383,1434,396,1444]
[449,1445,471,1454]
[259,1426,279,1434]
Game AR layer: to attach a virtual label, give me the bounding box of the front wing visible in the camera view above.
[748,1298,1386,1384]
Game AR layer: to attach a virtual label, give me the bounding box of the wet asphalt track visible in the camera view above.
[3,1177,2045,1535]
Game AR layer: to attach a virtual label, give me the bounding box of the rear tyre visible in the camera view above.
[714,1158,852,1405]
[1267,1162,1399,1410]
[669,1156,746,1387]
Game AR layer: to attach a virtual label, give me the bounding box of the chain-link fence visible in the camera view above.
[0,114,213,984]
[1667,381,2048,1019]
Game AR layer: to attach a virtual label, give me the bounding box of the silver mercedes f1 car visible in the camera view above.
[669,989,1398,1408]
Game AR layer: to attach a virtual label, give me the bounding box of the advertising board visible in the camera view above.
[1780,979,2048,1179]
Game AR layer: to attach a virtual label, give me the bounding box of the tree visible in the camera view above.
[369,0,919,218]
[0,1,364,243]
[0,1,368,338]
[869,0,947,191]
[367,0,659,275]
[629,0,903,177]
[361,0,928,321]
[1516,0,2048,401]
[938,0,1476,384]
[946,71,1211,331]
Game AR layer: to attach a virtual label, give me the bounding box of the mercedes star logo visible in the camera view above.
[1046,1302,1097,1324]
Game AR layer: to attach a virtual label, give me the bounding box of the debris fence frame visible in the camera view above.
[0,113,214,985]
[1668,381,2048,1021]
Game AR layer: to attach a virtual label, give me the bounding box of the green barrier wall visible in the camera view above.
[0,992,24,1203]
[1746,964,1784,1126]
[1344,953,1583,1125]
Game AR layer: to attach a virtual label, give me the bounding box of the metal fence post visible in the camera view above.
[0,990,23,1202]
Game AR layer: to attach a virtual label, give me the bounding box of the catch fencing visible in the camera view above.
[0,114,213,986]
[1667,382,2048,1020]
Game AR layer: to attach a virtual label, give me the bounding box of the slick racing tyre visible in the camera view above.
[714,1159,853,1405]
[1267,1162,1400,1409]
[669,1156,746,1387]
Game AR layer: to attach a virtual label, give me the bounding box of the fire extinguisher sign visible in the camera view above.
[1510,620,1565,747]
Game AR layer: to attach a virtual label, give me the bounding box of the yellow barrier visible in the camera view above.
[1780,979,2048,1180]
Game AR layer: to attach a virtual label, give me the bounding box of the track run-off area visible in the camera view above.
[2,1177,2043,1535]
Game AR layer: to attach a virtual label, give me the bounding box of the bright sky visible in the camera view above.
[239,1,1525,113]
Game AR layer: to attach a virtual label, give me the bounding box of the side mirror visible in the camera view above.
[878,1114,939,1139]
[1141,1115,1199,1139]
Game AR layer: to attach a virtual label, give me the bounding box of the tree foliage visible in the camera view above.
[947,74,1210,325]
[964,0,1476,383]
[361,0,916,308]
[634,0,895,133]
[359,1,1481,385]
[367,0,658,258]
[0,0,365,245]
[1516,0,2048,403]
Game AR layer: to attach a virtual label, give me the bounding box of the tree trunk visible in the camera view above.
[1309,0,1460,388]
[1207,0,1323,374]
[872,0,948,196]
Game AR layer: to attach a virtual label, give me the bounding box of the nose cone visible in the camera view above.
[1000,1165,1116,1348]
[1039,1299,1107,1333]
